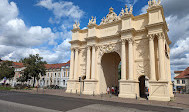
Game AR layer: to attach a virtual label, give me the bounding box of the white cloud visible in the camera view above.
[0,0,18,26]
[140,5,148,14]
[118,0,138,7]
[0,18,56,47]
[0,0,61,62]
[0,0,84,64]
[37,0,85,24]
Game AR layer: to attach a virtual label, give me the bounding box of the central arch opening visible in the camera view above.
[101,52,121,95]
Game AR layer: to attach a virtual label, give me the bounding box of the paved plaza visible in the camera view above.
[0,90,188,112]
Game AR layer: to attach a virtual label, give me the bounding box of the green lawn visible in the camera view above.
[0,86,12,90]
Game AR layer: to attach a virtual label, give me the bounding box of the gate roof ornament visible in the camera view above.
[73,21,80,29]
[100,7,120,25]
[88,16,96,26]
[148,0,161,8]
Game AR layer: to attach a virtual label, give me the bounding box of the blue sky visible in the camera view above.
[0,0,189,79]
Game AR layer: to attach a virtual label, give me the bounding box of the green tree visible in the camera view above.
[20,54,47,87]
[0,61,15,81]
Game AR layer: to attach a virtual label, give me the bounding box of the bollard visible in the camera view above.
[101,93,103,98]
[76,90,77,94]
[93,91,94,96]
[136,93,137,99]
[110,93,111,98]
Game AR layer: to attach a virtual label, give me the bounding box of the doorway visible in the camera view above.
[139,76,146,98]
[101,52,121,95]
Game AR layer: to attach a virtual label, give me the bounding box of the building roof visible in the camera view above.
[12,62,24,68]
[174,67,189,79]
[45,61,70,69]
[0,60,70,69]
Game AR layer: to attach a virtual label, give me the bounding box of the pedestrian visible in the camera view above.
[111,86,114,94]
[145,87,149,100]
[107,87,110,94]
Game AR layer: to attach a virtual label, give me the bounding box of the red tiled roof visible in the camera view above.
[174,67,189,79]
[1,60,70,69]
[12,62,24,68]
[45,61,70,69]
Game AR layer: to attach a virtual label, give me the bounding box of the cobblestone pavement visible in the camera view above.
[0,90,188,112]
[12,89,189,109]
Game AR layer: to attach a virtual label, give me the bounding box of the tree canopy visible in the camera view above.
[20,54,47,87]
[0,61,15,80]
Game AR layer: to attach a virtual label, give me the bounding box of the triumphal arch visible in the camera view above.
[66,0,174,101]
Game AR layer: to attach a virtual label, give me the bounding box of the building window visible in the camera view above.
[67,71,69,77]
[63,80,65,85]
[58,73,60,77]
[177,80,180,84]
[182,80,185,84]
[64,71,66,77]
[55,73,56,77]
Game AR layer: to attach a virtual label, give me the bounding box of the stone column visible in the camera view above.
[91,45,96,80]
[158,33,165,80]
[70,49,74,79]
[74,48,79,80]
[128,38,134,80]
[121,39,126,80]
[86,46,91,79]
[149,35,156,81]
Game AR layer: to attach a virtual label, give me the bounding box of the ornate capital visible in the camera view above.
[121,39,126,45]
[70,47,75,51]
[127,38,134,44]
[75,48,79,52]
[157,32,165,40]
[147,34,155,41]
[86,46,91,50]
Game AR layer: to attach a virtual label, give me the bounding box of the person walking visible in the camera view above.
[107,87,110,94]
[111,86,114,94]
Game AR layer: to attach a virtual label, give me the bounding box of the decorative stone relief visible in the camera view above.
[100,7,120,25]
[148,0,161,8]
[135,39,149,59]
[136,62,150,76]
[73,21,80,29]
[88,16,96,25]
[98,43,121,62]
[119,5,133,18]
[81,48,87,76]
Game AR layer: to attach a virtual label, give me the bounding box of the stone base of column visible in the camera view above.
[169,82,174,98]
[149,80,171,101]
[82,79,98,95]
[118,80,139,99]
[65,79,77,93]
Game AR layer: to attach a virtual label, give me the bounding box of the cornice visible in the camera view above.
[87,24,98,29]
[98,20,121,29]
[99,33,120,40]
[121,14,134,20]
[71,28,81,33]
[119,28,136,35]
[85,36,99,41]
[145,22,168,31]
[69,40,82,44]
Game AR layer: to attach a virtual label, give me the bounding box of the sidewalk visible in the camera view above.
[13,89,189,109]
